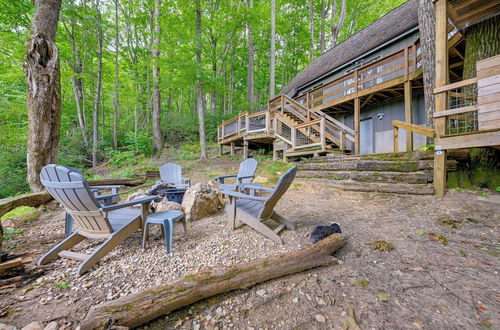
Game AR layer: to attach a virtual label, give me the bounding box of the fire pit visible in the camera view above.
[157,188,187,204]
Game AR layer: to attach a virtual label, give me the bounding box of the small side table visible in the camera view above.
[142,210,187,254]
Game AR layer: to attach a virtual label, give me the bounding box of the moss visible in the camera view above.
[20,213,41,222]
[428,233,448,245]
[446,172,459,189]
[470,167,500,190]
[367,240,394,251]
[1,206,36,221]
[437,215,477,229]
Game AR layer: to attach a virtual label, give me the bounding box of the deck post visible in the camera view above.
[320,115,326,152]
[354,97,360,154]
[393,126,399,152]
[433,0,449,197]
[245,114,249,132]
[291,127,296,150]
[243,140,249,159]
[266,112,271,134]
[340,131,345,151]
[230,142,236,156]
[404,80,413,151]
[218,144,222,156]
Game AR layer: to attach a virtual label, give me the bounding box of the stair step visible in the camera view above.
[297,178,434,195]
[299,160,421,172]
[297,170,431,184]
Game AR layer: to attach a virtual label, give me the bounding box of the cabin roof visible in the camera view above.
[280,0,419,96]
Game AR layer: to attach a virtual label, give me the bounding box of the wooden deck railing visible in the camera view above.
[392,120,435,152]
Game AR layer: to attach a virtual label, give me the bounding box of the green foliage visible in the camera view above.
[1,206,36,221]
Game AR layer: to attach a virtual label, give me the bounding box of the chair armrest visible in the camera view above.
[99,196,161,212]
[90,185,124,195]
[213,174,237,184]
[240,184,274,193]
[182,177,191,186]
[95,193,120,206]
[236,175,255,183]
[221,190,269,202]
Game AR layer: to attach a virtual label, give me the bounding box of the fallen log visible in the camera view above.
[81,233,346,330]
[0,191,53,218]
[87,177,146,186]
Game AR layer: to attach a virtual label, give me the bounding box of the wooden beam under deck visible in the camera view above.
[436,130,500,150]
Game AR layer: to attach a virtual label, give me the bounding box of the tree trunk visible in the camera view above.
[247,0,255,105]
[211,41,217,115]
[152,0,163,153]
[417,0,436,136]
[196,0,207,160]
[319,0,327,54]
[270,0,276,98]
[24,0,62,192]
[113,0,120,150]
[309,0,314,62]
[229,42,235,113]
[331,0,346,48]
[81,234,346,330]
[92,0,103,168]
[463,16,500,79]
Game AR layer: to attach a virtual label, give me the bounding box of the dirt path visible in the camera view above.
[1,162,499,329]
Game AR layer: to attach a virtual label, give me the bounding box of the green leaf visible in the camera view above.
[377,293,390,302]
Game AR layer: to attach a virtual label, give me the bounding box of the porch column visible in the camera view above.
[243,141,249,159]
[433,0,448,197]
[354,97,360,154]
[404,81,413,151]
[230,142,236,156]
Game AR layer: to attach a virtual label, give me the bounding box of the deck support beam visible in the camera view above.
[404,81,413,151]
[243,141,249,159]
[230,142,236,156]
[354,97,360,154]
[218,144,222,156]
[433,0,449,197]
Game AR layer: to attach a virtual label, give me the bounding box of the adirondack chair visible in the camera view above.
[222,166,297,244]
[159,163,191,188]
[38,164,159,275]
[213,158,258,192]
[63,166,123,237]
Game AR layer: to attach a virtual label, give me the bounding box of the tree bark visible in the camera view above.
[92,0,103,168]
[229,42,235,113]
[81,234,346,330]
[462,15,500,79]
[113,0,120,150]
[417,0,436,135]
[196,0,208,160]
[331,0,346,48]
[319,0,327,54]
[309,0,315,62]
[152,0,163,153]
[247,0,255,104]
[24,0,62,192]
[269,0,276,98]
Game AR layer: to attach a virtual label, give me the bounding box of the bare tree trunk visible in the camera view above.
[211,39,217,115]
[24,0,62,192]
[113,0,120,150]
[331,0,346,48]
[196,0,207,160]
[247,0,255,104]
[309,0,314,62]
[417,0,436,134]
[152,0,163,153]
[269,0,276,98]
[229,42,235,113]
[319,0,327,54]
[92,0,103,168]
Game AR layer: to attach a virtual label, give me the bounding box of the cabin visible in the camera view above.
[218,0,500,195]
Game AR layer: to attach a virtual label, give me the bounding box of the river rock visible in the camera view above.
[21,322,44,330]
[181,184,222,222]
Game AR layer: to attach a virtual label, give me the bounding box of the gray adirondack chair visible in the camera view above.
[38,164,159,275]
[159,163,191,188]
[222,166,297,244]
[214,158,258,192]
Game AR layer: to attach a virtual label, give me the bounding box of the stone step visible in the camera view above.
[297,170,431,184]
[299,160,421,172]
[296,178,434,195]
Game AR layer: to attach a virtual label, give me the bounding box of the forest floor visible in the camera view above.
[0,155,499,330]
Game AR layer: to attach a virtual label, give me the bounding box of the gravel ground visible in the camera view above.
[1,177,499,329]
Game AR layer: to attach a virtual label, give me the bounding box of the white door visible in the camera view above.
[360,118,373,154]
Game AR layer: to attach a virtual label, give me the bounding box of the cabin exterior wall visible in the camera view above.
[334,92,426,154]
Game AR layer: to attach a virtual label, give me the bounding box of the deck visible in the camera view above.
[218,39,423,159]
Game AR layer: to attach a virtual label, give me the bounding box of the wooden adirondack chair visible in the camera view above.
[159,163,191,188]
[38,164,159,275]
[222,166,297,244]
[214,158,258,192]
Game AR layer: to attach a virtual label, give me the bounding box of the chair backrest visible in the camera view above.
[159,163,183,185]
[259,166,297,219]
[40,164,113,238]
[237,158,258,184]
